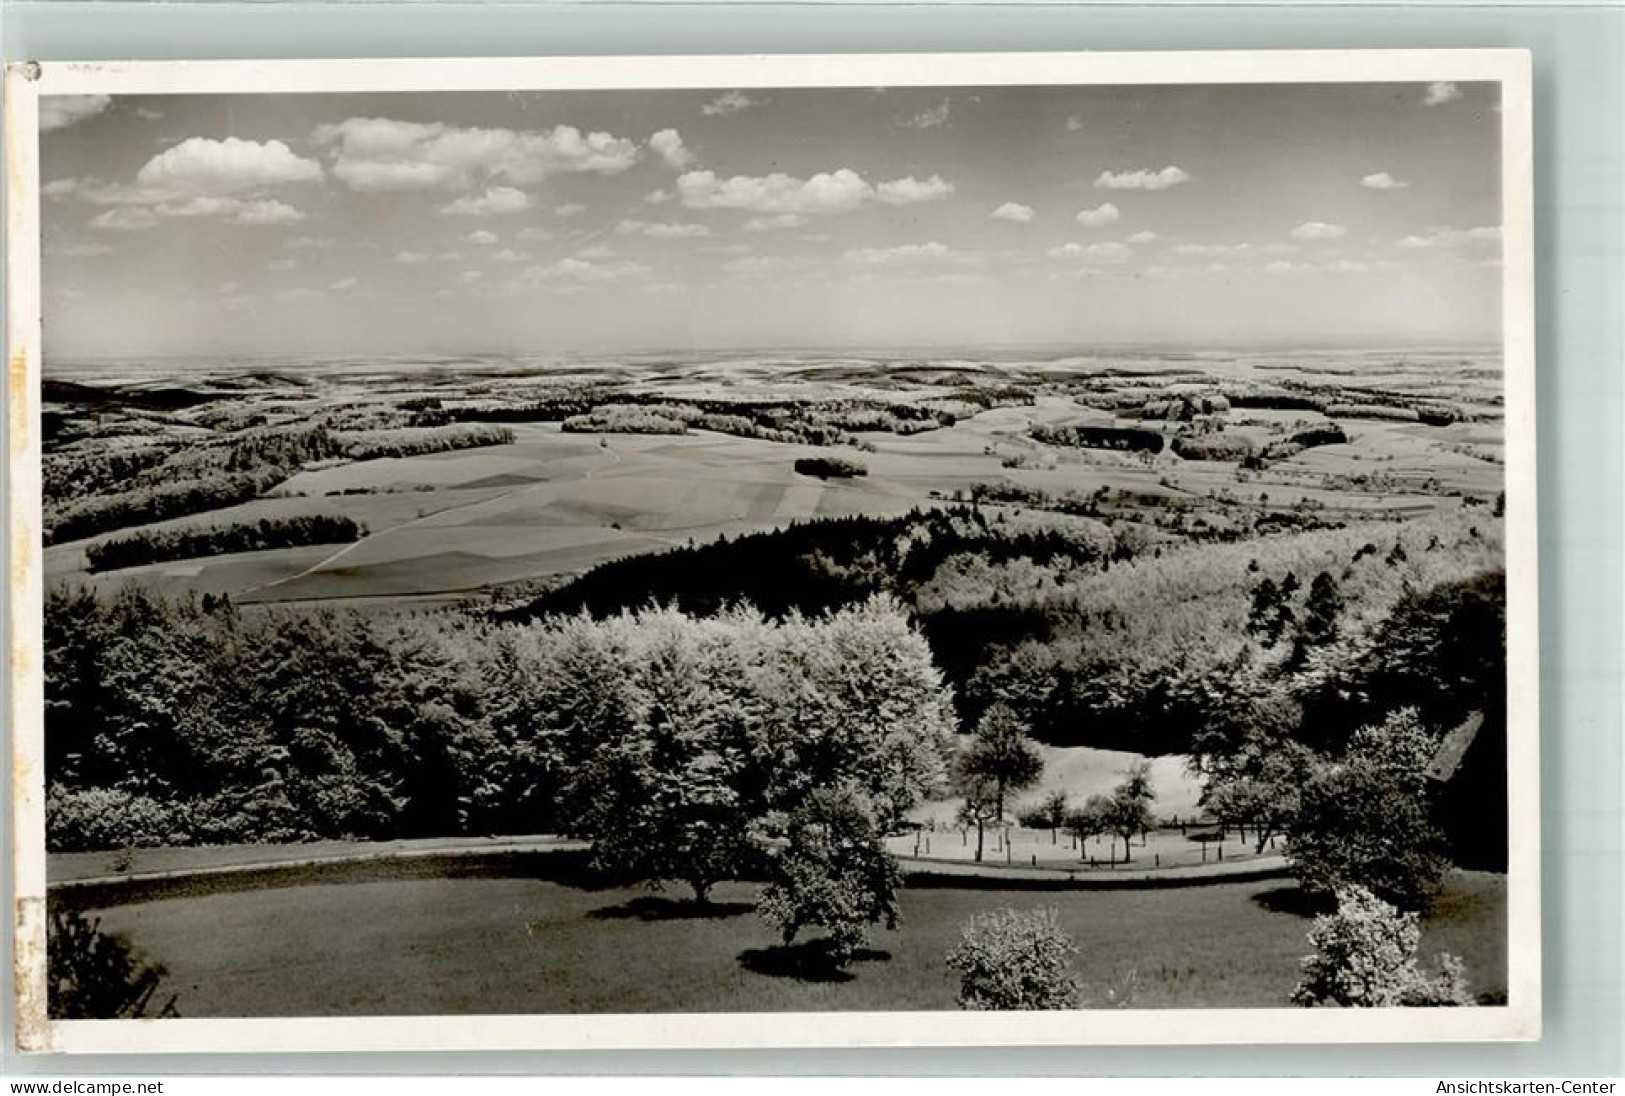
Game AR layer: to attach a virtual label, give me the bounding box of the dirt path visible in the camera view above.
[898,853,1291,887]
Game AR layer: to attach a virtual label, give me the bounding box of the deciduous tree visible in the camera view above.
[1067,794,1114,862]
[1287,708,1449,910]
[1039,790,1069,844]
[1105,762,1156,863]
[958,702,1043,823]
[756,784,902,966]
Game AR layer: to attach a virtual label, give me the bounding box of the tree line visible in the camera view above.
[1030,423,1166,455]
[84,515,365,572]
[46,422,517,546]
[45,590,953,867]
[334,424,516,460]
[510,505,1502,764]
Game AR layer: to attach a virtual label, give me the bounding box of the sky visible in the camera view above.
[39,80,1504,359]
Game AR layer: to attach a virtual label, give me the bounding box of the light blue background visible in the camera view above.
[2,0,1620,1078]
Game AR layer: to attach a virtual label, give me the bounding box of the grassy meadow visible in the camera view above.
[65,860,1507,1015]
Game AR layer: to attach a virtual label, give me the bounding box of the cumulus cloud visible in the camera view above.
[1397,225,1502,249]
[234,200,306,226]
[89,208,158,232]
[840,242,978,268]
[1127,230,1158,244]
[899,102,951,130]
[744,214,808,232]
[1291,221,1347,241]
[1094,166,1191,191]
[457,271,484,285]
[526,257,653,283]
[313,117,639,193]
[701,90,758,117]
[1424,82,1463,106]
[991,202,1035,224]
[136,137,323,196]
[615,218,711,239]
[438,187,531,217]
[52,160,313,229]
[40,95,112,132]
[42,178,88,201]
[676,168,952,216]
[148,196,306,226]
[43,176,177,207]
[1075,203,1120,228]
[286,235,334,250]
[1065,115,1084,132]
[1083,241,1132,263]
[1047,241,1131,263]
[330,277,359,291]
[877,176,954,205]
[466,229,499,245]
[517,226,552,242]
[678,169,864,214]
[394,251,431,264]
[491,250,532,263]
[267,257,298,271]
[554,203,587,218]
[1361,172,1410,190]
[1265,260,1303,274]
[45,174,307,226]
[649,129,694,170]
[1173,241,1297,258]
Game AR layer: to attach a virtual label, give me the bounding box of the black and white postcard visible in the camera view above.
[5,50,1538,1052]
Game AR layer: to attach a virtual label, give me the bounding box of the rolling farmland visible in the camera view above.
[43,349,1503,609]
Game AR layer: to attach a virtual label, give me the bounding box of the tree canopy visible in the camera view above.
[756,784,903,966]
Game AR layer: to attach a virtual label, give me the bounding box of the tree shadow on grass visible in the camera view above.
[736,940,892,984]
[1251,885,1330,918]
[588,895,755,922]
[449,850,618,888]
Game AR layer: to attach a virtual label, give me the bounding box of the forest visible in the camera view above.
[44,422,515,545]
[84,515,366,572]
[509,505,1502,754]
[47,497,1507,887]
[45,591,952,863]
